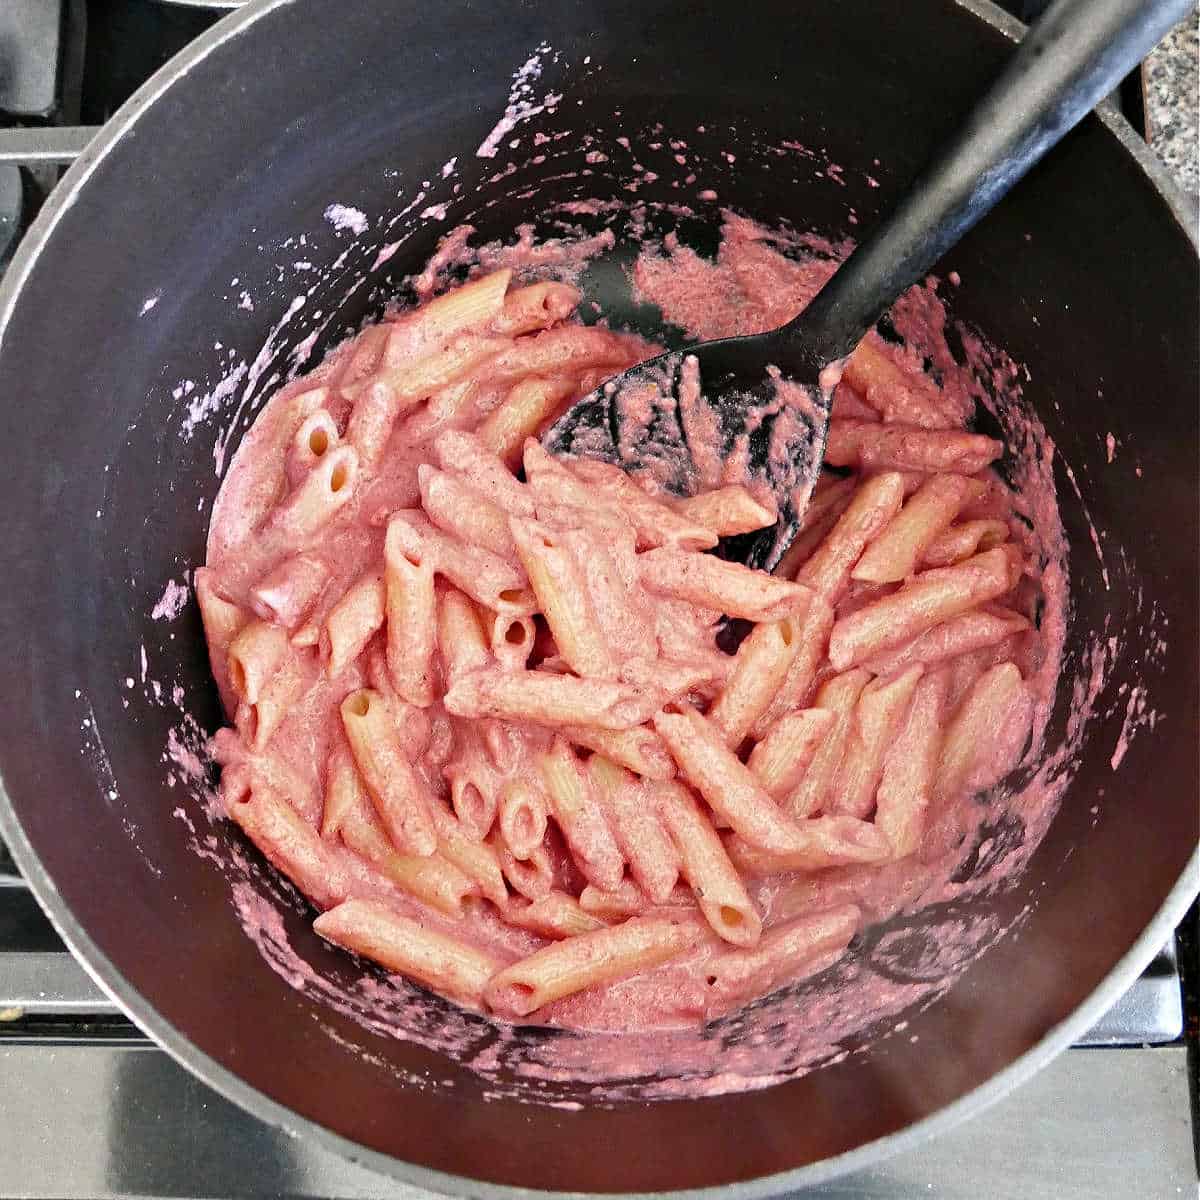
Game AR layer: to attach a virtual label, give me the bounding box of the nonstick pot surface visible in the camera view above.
[0,0,1196,1193]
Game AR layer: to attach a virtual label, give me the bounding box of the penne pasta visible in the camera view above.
[639,548,813,622]
[489,610,535,671]
[562,723,676,781]
[795,470,905,599]
[827,545,1023,669]
[384,532,439,707]
[876,670,947,857]
[490,280,581,336]
[341,811,478,917]
[784,669,872,819]
[404,268,512,347]
[268,445,358,541]
[444,667,653,730]
[419,464,517,561]
[538,739,625,891]
[654,780,761,946]
[509,516,613,677]
[227,619,290,705]
[750,593,835,739]
[824,421,1003,476]
[322,572,385,677]
[851,474,984,583]
[858,607,1030,677]
[504,892,608,939]
[703,904,861,1018]
[497,778,549,859]
[250,554,329,630]
[430,805,508,906]
[842,335,963,428]
[484,325,634,382]
[340,689,437,856]
[496,839,555,900]
[223,770,349,910]
[827,665,924,819]
[922,518,1011,568]
[724,815,893,875]
[708,611,807,746]
[345,380,403,471]
[446,751,500,842]
[747,708,835,799]
[320,741,365,841]
[314,899,503,1007]
[484,914,704,1017]
[673,485,776,538]
[476,377,577,467]
[653,705,814,856]
[587,756,679,904]
[236,652,316,751]
[196,568,250,710]
[287,409,339,486]
[431,429,535,517]
[437,588,491,682]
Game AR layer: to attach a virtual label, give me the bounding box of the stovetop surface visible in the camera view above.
[0,1,1197,1197]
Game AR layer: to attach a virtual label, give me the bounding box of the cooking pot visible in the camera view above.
[0,0,1195,1192]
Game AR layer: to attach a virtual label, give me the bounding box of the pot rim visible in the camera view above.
[0,0,1195,1195]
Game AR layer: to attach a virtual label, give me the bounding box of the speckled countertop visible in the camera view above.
[1144,10,1199,204]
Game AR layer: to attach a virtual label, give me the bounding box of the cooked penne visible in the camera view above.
[490,279,581,336]
[703,904,861,1018]
[484,914,704,1017]
[567,459,718,551]
[431,429,535,516]
[708,611,806,746]
[365,334,511,406]
[430,805,508,906]
[562,723,675,781]
[341,811,478,917]
[673,485,776,537]
[747,708,835,799]
[336,324,389,391]
[505,892,608,938]
[538,739,624,891]
[936,661,1031,804]
[827,545,1023,669]
[587,756,679,903]
[795,470,905,599]
[653,705,813,856]
[446,751,500,841]
[578,878,651,920]
[724,815,893,875]
[495,839,555,900]
[314,899,503,1006]
[227,619,290,704]
[223,770,349,910]
[322,572,385,677]
[476,377,577,467]
[268,445,358,541]
[419,465,516,560]
[196,568,249,709]
[320,741,365,841]
[828,665,924,819]
[237,652,316,751]
[842,336,962,428]
[876,670,947,857]
[345,380,404,471]
[384,533,439,706]
[485,325,633,382]
[497,778,549,859]
[405,268,512,346]
[750,593,835,739]
[922,518,1011,567]
[340,689,437,856]
[385,511,533,615]
[858,607,1030,677]
[654,780,760,946]
[824,421,1003,476]
[639,548,812,622]
[250,554,329,629]
[489,611,535,670]
[444,667,652,730]
[437,588,491,682]
[287,409,340,485]
[784,669,872,819]
[509,516,612,677]
[851,474,984,583]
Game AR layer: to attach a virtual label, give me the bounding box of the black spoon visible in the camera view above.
[543,0,1191,572]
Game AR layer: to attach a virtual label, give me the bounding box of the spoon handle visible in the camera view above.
[789,0,1192,366]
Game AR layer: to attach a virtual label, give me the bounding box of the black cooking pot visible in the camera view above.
[0,0,1195,1192]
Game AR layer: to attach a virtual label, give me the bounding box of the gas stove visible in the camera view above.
[0,3,1196,1197]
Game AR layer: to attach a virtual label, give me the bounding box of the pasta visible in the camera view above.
[203,253,1055,1029]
